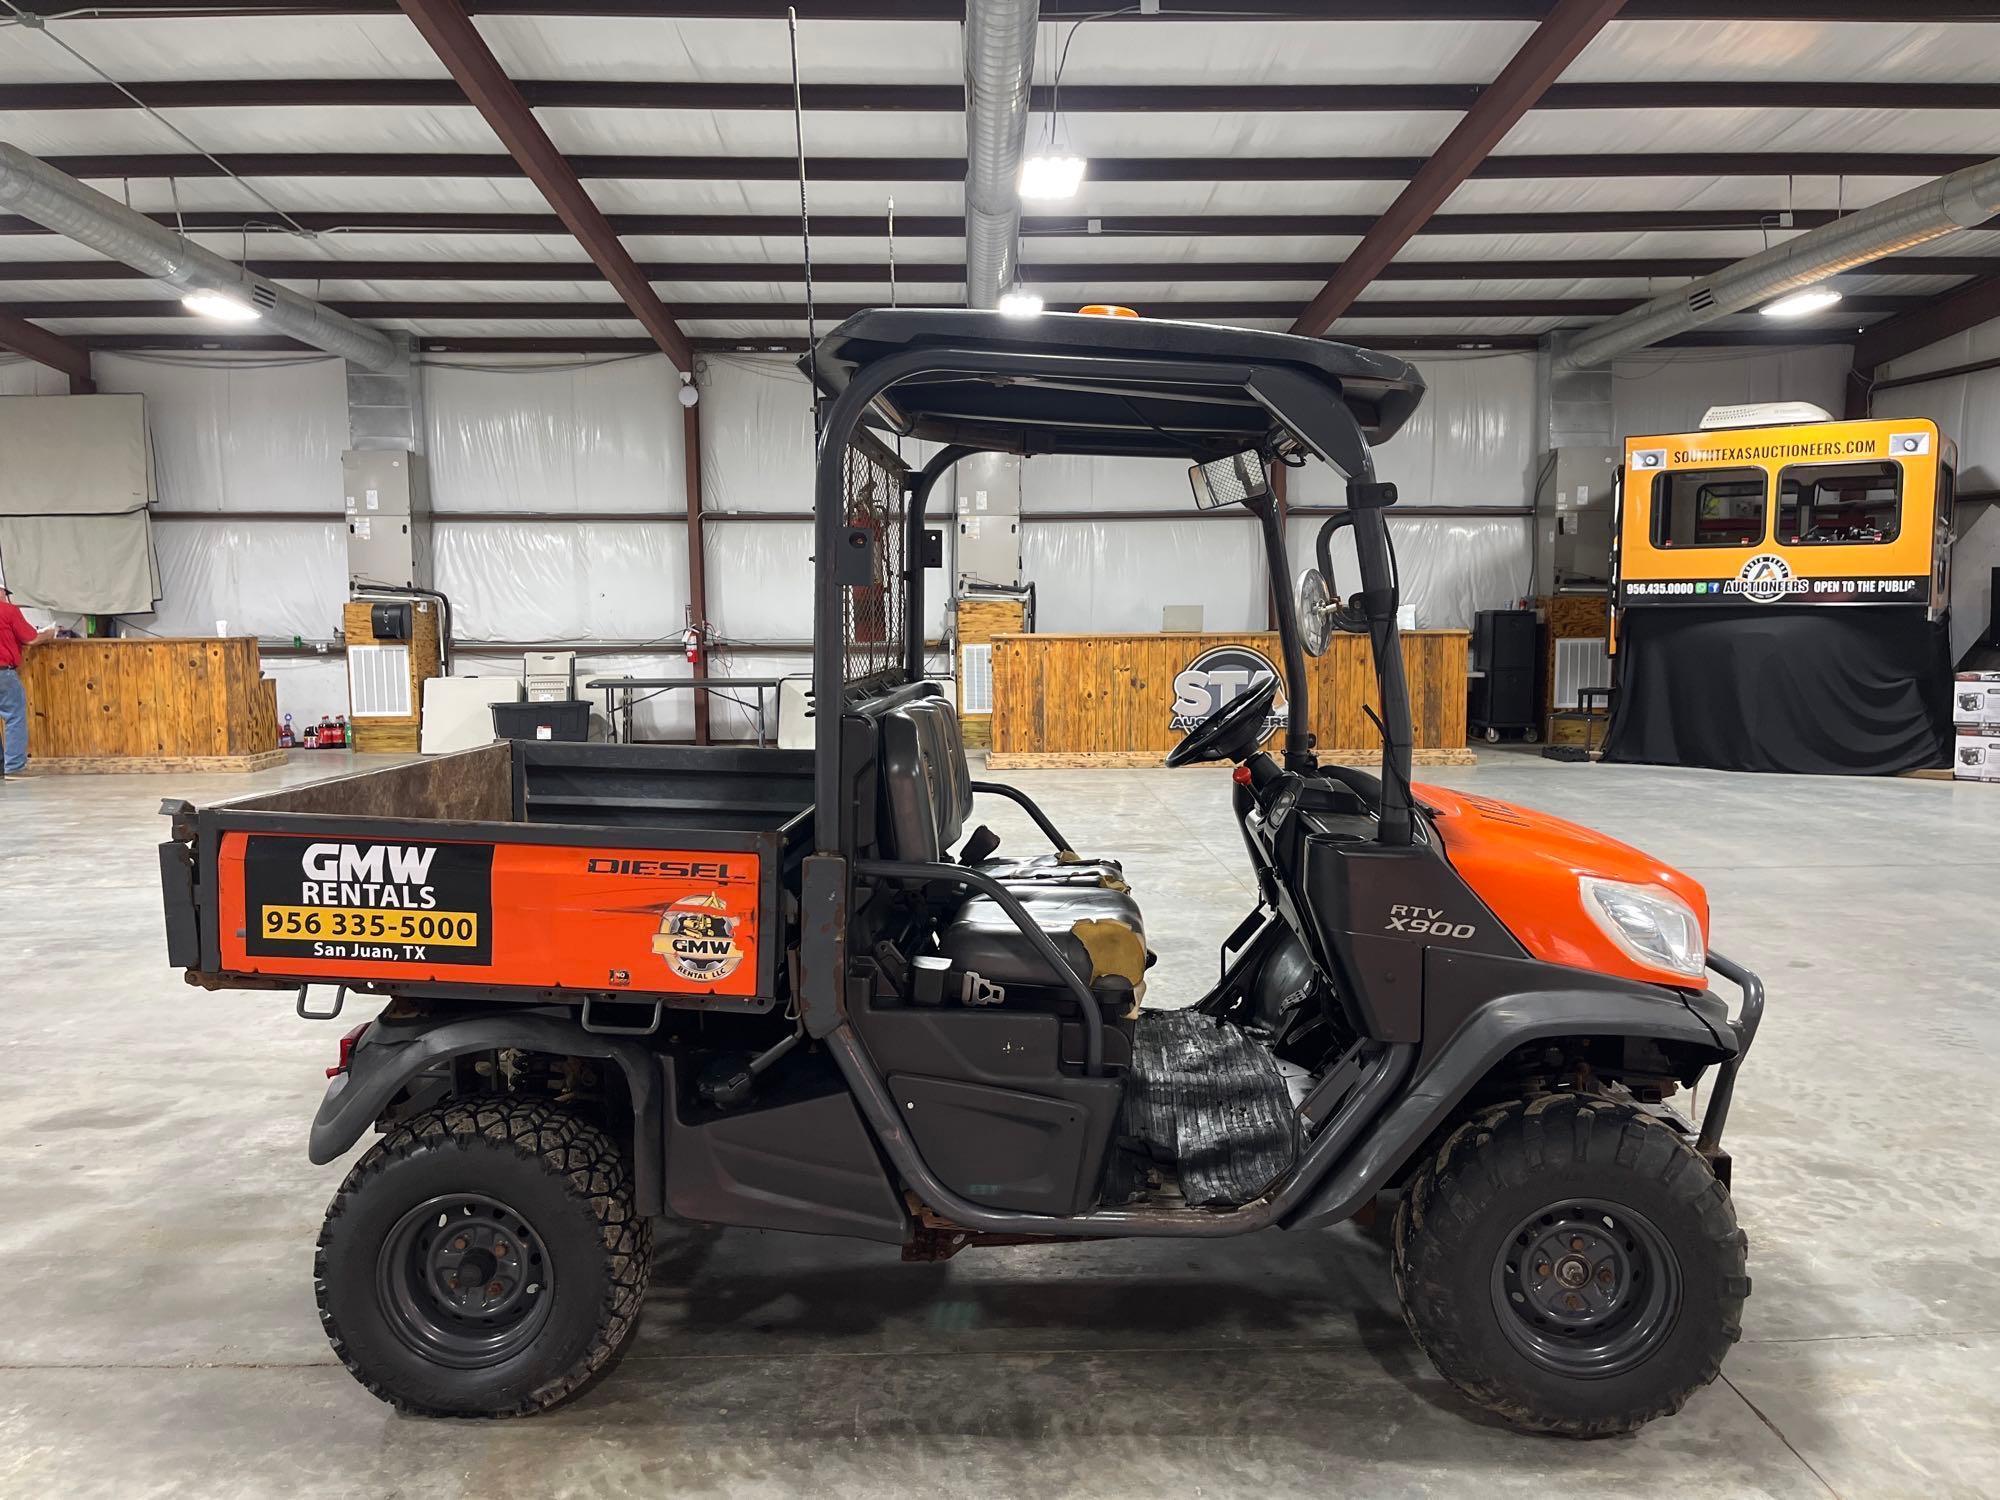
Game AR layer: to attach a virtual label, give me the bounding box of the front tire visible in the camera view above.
[1392,1095,1747,1437]
[316,1098,651,1417]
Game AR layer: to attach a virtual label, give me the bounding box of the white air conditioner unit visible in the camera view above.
[1697,401,1833,431]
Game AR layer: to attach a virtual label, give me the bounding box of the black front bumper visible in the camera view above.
[1696,949,1765,1154]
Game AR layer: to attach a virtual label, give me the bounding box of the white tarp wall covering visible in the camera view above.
[0,358,81,631]
[1609,345,1854,443]
[60,338,1901,738]
[1289,351,1539,628]
[92,352,353,728]
[1871,316,2000,662]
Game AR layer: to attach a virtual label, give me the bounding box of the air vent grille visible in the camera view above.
[1685,286,1717,315]
[349,644,412,718]
[959,642,994,715]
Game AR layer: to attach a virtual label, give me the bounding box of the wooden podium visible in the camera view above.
[17,636,283,773]
[987,629,1473,768]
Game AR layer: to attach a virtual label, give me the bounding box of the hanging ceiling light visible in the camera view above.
[1758,286,1843,319]
[998,288,1045,317]
[1019,152,1087,202]
[180,288,262,322]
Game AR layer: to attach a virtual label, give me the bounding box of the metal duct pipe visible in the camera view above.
[0,142,398,371]
[1562,155,2000,370]
[963,0,1039,309]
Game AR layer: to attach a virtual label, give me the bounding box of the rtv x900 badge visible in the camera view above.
[1386,904,1477,941]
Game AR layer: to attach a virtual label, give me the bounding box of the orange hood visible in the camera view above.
[1413,783,1710,991]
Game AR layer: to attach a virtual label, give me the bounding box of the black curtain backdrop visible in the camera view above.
[1603,606,1951,776]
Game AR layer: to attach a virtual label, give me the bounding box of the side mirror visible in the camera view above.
[1189,449,1271,511]
[1297,568,1334,657]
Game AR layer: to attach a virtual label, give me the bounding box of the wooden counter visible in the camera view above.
[18,636,284,773]
[988,630,1472,768]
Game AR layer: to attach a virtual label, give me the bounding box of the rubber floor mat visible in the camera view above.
[1121,1009,1299,1207]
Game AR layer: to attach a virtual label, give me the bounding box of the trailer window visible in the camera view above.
[1777,460,1902,546]
[1650,468,1766,549]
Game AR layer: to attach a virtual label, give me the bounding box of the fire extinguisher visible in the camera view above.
[683,622,703,668]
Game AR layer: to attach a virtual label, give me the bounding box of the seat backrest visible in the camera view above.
[878,706,943,862]
[872,683,973,863]
[907,698,969,851]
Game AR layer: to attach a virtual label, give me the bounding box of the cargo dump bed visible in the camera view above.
[159,741,809,1016]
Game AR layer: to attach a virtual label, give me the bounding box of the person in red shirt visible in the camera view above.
[0,584,54,776]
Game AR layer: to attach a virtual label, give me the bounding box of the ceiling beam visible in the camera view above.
[8,294,1927,321]
[390,0,692,369]
[0,308,95,392]
[2,255,1990,285]
[6,207,1977,241]
[9,2,1987,21]
[1294,0,1628,337]
[1851,274,2000,371]
[65,328,1858,360]
[40,150,1988,184]
[18,78,2000,113]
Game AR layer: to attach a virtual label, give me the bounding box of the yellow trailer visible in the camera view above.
[1611,408,1956,640]
[1602,405,1957,775]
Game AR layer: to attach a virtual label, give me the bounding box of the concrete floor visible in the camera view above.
[3,748,1998,1499]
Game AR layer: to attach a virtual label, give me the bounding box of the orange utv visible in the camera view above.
[160,310,1761,1434]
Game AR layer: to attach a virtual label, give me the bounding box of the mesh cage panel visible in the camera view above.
[840,432,910,685]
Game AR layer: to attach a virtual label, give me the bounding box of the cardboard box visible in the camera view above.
[1953,728,2000,782]
[1952,671,2000,727]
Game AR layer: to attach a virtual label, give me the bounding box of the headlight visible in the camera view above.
[1579,877,1705,980]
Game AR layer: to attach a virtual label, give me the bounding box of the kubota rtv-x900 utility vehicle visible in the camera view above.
[160,311,1760,1435]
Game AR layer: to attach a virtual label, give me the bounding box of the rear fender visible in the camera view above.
[309,1011,664,1215]
[1283,976,1735,1233]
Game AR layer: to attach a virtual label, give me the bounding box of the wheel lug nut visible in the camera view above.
[1535,1262,1551,1277]
[1565,1293,1584,1311]
[494,1241,509,1257]
[487,1281,504,1298]
[1569,1236,1584,1252]
[452,1236,468,1251]
[1597,1266,1615,1284]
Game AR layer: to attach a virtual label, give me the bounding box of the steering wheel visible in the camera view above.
[1166,675,1280,768]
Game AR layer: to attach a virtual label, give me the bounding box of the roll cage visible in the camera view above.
[795,309,1429,1055]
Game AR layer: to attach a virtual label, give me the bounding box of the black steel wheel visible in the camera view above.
[1392,1095,1748,1438]
[316,1098,650,1418]
[377,1193,556,1370]
[1490,1198,1682,1379]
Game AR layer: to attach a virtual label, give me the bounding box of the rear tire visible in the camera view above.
[316,1098,651,1418]
[1391,1094,1747,1437]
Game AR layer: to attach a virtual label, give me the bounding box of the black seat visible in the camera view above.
[885,694,1127,887]
[876,689,1148,996]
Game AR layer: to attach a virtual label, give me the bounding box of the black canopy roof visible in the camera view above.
[805,309,1426,462]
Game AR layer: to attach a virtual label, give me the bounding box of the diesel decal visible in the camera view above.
[588,856,736,879]
[653,893,744,983]
[244,836,494,966]
[1387,904,1477,940]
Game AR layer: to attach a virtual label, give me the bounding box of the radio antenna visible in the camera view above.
[887,195,897,309]
[788,7,822,448]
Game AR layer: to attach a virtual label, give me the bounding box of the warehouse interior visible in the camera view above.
[3,3,2000,1496]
